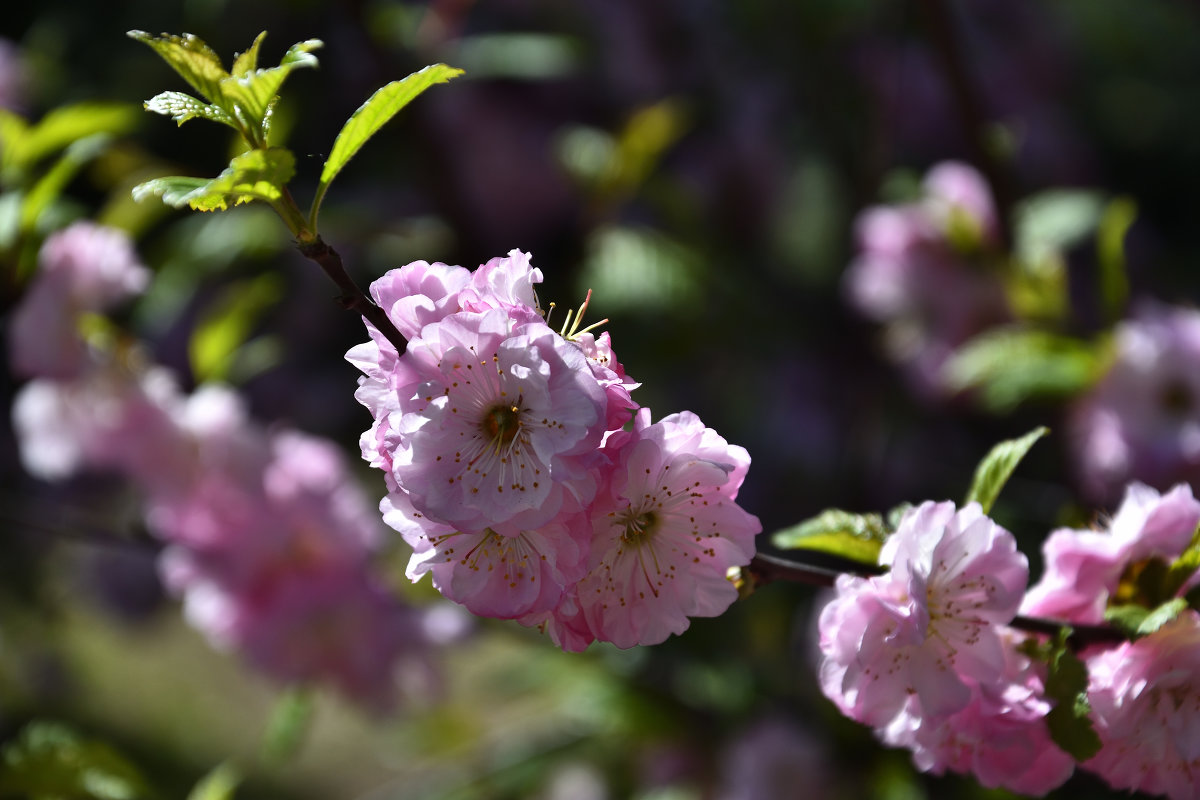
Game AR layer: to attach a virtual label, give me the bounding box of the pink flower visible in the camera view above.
[881,630,1074,795]
[1084,610,1200,799]
[8,222,149,379]
[843,162,1009,398]
[388,310,607,532]
[178,564,423,710]
[1022,482,1200,624]
[380,489,591,619]
[367,259,472,341]
[577,410,760,648]
[818,501,1028,727]
[458,248,545,324]
[1069,302,1200,503]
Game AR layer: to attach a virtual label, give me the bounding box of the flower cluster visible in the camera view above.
[348,250,761,650]
[843,161,1010,398]
[10,222,447,708]
[818,484,1200,797]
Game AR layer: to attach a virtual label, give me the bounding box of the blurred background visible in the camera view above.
[2,0,1200,798]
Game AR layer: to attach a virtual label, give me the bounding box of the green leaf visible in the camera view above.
[20,134,113,237]
[1104,598,1188,639]
[261,688,314,765]
[943,327,1104,412]
[1042,628,1102,761]
[771,509,888,566]
[1015,189,1106,266]
[1096,196,1136,323]
[1164,523,1200,599]
[186,763,240,800]
[220,37,323,135]
[132,148,296,212]
[132,175,215,207]
[963,426,1048,514]
[231,31,267,77]
[144,91,237,129]
[310,63,463,226]
[189,272,283,382]
[128,31,231,110]
[1,102,138,174]
[0,721,152,799]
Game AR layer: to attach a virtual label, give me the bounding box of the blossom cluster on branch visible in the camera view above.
[816,484,1200,797]
[346,250,762,650]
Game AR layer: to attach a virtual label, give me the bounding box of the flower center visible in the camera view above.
[481,403,522,451]
[618,507,659,543]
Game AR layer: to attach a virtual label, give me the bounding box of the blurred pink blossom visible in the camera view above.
[1084,611,1200,799]
[843,162,1009,398]
[8,222,149,380]
[1069,302,1200,503]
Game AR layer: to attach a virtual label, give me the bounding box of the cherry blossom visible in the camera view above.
[1022,482,1200,625]
[578,410,760,648]
[1085,611,1200,800]
[818,500,1028,728]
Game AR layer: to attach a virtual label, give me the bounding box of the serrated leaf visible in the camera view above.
[144,91,237,129]
[771,509,888,566]
[189,272,283,382]
[1042,628,1102,761]
[963,426,1048,514]
[310,63,463,226]
[186,763,240,800]
[1105,598,1188,639]
[0,720,152,799]
[220,38,322,135]
[132,175,214,207]
[943,328,1103,412]
[231,31,267,77]
[128,31,231,110]
[133,148,295,212]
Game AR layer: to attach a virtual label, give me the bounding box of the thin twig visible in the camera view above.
[296,237,408,355]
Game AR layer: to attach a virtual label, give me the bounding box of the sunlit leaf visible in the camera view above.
[579,225,703,313]
[772,509,888,566]
[450,33,579,79]
[220,38,323,134]
[189,272,283,382]
[311,63,463,226]
[0,721,152,799]
[1105,598,1188,639]
[231,31,267,77]
[186,763,240,800]
[943,327,1105,412]
[1165,526,1200,598]
[133,148,295,212]
[20,134,113,236]
[963,427,1048,514]
[1015,189,1106,265]
[128,31,230,109]
[144,91,237,129]
[2,103,138,174]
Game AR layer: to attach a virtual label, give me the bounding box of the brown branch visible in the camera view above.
[297,237,408,355]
